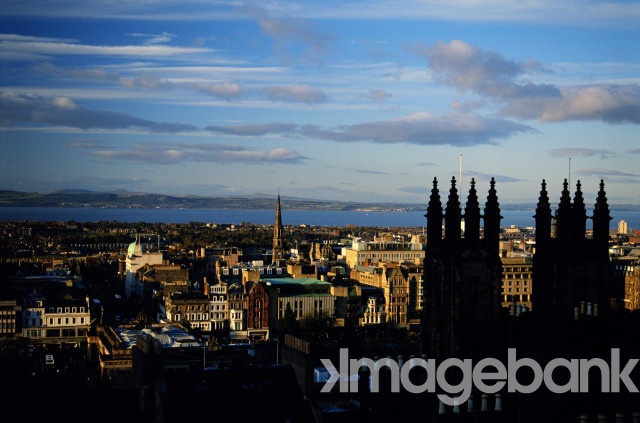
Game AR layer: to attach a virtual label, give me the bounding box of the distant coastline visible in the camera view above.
[2,189,638,213]
[1,207,639,230]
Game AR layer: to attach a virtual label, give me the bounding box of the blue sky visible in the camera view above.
[1,1,639,206]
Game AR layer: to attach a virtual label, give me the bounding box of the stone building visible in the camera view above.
[532,179,614,319]
[423,176,504,361]
[500,255,533,310]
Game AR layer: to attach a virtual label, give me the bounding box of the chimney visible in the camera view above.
[481,393,489,412]
[438,399,446,415]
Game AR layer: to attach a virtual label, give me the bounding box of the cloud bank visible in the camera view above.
[413,40,640,124]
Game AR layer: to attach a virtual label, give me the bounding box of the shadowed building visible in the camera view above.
[424,176,504,361]
[533,178,615,319]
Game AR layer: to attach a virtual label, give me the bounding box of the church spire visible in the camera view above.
[272,193,284,264]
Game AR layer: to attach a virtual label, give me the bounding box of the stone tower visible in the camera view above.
[532,179,614,320]
[424,176,504,361]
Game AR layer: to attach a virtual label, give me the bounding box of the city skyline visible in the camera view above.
[1,1,639,206]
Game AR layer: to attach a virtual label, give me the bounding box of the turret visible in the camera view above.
[571,180,587,241]
[425,177,443,252]
[592,179,612,249]
[555,179,573,241]
[464,178,481,241]
[483,177,502,247]
[534,179,552,245]
[444,176,461,241]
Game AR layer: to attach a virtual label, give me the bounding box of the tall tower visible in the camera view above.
[532,179,614,320]
[272,194,284,264]
[424,177,503,360]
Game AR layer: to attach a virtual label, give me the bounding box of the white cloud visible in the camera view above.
[414,40,640,125]
[0,33,212,62]
[86,141,306,165]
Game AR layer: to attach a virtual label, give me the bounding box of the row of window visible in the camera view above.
[504,267,532,273]
[504,273,532,279]
[48,317,86,325]
[221,267,284,275]
[505,287,529,293]
[358,252,422,260]
[504,280,530,286]
[47,306,86,314]
[19,317,86,327]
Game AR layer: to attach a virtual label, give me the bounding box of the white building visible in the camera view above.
[618,220,628,235]
[209,282,229,330]
[343,234,425,269]
[361,297,385,325]
[125,236,163,299]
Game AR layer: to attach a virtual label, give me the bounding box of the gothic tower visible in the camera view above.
[424,177,503,361]
[532,179,614,320]
[272,194,285,264]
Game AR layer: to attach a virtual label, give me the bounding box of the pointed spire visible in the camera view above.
[425,177,443,249]
[483,177,502,245]
[534,179,552,244]
[444,176,461,240]
[555,178,573,240]
[464,178,481,240]
[571,180,587,240]
[272,193,284,263]
[592,179,612,245]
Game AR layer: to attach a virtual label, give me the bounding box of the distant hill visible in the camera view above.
[0,189,637,212]
[0,189,424,211]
